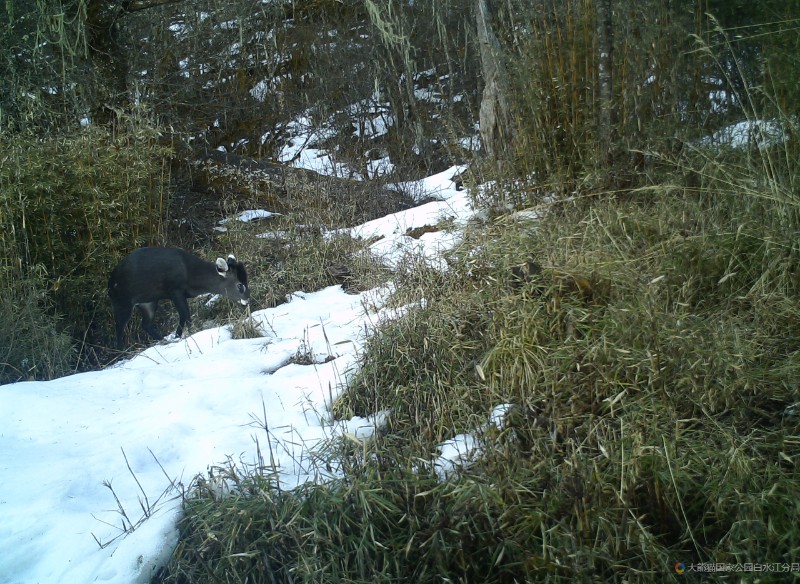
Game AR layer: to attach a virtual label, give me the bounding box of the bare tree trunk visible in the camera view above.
[596,0,615,167]
[476,0,513,163]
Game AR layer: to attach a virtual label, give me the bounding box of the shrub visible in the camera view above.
[0,271,76,384]
[0,115,171,363]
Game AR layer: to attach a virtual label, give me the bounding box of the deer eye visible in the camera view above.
[237,283,246,293]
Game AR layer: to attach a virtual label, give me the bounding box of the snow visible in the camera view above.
[433,404,512,480]
[0,286,390,584]
[275,116,360,177]
[249,79,270,102]
[698,119,788,149]
[366,155,394,178]
[219,209,281,224]
[0,160,498,584]
[343,165,471,270]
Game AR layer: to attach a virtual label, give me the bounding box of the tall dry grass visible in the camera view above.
[0,113,171,376]
[157,5,800,583]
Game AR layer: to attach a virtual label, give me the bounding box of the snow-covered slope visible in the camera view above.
[0,166,473,584]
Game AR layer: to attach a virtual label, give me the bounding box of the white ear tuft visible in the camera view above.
[215,257,228,276]
[227,254,237,262]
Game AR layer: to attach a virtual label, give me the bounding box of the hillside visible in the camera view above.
[1,1,799,582]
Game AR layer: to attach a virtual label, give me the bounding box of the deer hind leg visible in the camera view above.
[137,301,163,340]
[112,302,133,347]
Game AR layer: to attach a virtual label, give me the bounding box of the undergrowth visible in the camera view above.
[0,116,170,375]
[156,16,800,577]
[157,143,800,582]
[215,175,395,311]
[0,271,77,383]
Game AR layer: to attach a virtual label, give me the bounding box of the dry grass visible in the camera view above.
[157,152,800,582]
[213,175,396,314]
[157,17,800,582]
[0,272,77,383]
[0,114,171,372]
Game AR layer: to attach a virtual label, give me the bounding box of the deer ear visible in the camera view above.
[216,257,228,276]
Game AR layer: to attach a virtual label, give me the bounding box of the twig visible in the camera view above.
[121,447,151,517]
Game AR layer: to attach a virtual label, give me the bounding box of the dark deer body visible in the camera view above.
[108,247,249,347]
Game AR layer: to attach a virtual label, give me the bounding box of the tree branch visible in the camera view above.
[122,0,183,14]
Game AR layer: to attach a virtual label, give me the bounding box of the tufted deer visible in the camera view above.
[108,247,249,347]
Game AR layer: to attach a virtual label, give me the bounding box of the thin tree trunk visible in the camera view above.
[596,0,614,167]
[476,0,513,163]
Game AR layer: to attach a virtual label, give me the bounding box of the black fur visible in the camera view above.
[108,247,249,347]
